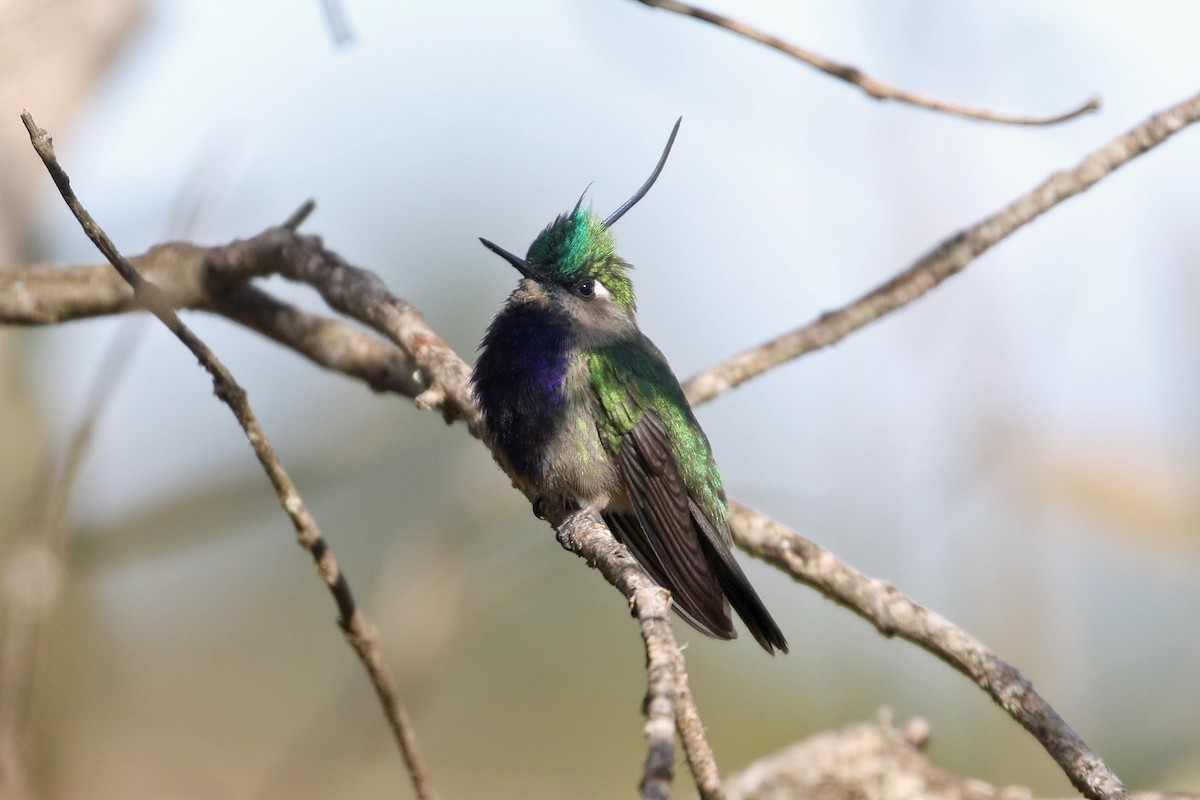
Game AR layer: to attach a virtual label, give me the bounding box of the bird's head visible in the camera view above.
[481,199,635,315]
[479,118,681,334]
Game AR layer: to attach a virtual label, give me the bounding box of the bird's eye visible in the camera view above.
[575,279,596,298]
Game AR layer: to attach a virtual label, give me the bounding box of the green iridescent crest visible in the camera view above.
[526,204,636,312]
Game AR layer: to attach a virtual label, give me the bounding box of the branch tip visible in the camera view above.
[284,199,317,231]
[637,0,1099,126]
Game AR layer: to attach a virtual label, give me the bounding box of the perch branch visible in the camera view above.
[683,89,1200,405]
[729,502,1128,800]
[670,645,723,800]
[20,111,440,800]
[633,0,1098,125]
[556,511,724,800]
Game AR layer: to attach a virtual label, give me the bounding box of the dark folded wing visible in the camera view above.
[603,410,736,640]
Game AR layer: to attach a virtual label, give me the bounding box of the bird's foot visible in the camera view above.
[554,507,598,552]
[555,523,574,551]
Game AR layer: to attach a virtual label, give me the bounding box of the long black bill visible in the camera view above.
[479,237,537,279]
[601,116,682,229]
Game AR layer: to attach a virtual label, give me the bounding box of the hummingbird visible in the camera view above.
[471,119,787,654]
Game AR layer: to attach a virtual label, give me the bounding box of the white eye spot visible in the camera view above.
[574,278,612,301]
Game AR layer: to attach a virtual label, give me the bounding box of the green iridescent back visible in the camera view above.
[587,339,730,527]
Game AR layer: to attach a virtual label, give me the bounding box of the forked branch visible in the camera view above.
[20,112,440,800]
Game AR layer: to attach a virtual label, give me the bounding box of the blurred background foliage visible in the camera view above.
[1,1,1198,798]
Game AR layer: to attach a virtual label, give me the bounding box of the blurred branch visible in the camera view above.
[722,713,1198,800]
[728,503,1127,800]
[0,320,140,800]
[0,0,146,257]
[320,0,355,47]
[631,0,1099,125]
[722,714,940,800]
[682,89,1200,406]
[20,112,440,800]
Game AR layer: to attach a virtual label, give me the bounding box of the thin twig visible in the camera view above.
[282,198,316,230]
[638,586,676,800]
[728,502,1128,800]
[670,646,723,800]
[682,89,1200,406]
[634,0,1099,125]
[20,111,439,800]
[556,511,725,800]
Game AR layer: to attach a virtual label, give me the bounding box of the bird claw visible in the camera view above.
[555,524,575,551]
[554,507,595,552]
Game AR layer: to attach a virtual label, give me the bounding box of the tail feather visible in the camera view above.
[705,535,789,655]
[603,505,789,655]
[690,500,788,655]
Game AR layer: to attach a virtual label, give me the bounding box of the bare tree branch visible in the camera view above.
[723,714,1199,800]
[682,89,1200,406]
[13,88,1200,799]
[20,112,440,800]
[214,282,425,396]
[208,231,479,429]
[0,240,425,398]
[671,645,724,800]
[728,502,1128,800]
[556,510,725,800]
[639,586,678,800]
[722,714,940,800]
[632,0,1099,125]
